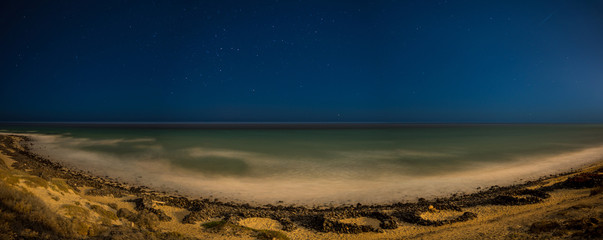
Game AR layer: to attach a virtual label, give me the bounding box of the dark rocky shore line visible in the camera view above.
[2,134,602,237]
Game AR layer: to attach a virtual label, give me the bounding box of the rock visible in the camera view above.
[432,202,462,211]
[148,208,172,222]
[117,208,136,221]
[393,211,424,225]
[590,186,603,196]
[133,210,160,231]
[519,189,550,199]
[131,197,171,222]
[394,209,476,227]
[560,173,602,189]
[223,213,241,224]
[85,187,124,198]
[366,211,398,229]
[575,223,603,239]
[457,212,477,221]
[529,220,561,233]
[278,217,297,231]
[379,219,398,229]
[563,217,598,231]
[490,195,541,205]
[182,211,208,224]
[107,203,118,210]
[311,215,379,233]
[133,198,155,211]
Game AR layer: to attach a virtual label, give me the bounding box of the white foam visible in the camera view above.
[186,147,257,159]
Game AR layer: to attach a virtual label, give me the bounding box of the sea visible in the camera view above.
[1,123,602,206]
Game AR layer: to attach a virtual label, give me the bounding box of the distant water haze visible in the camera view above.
[2,124,603,206]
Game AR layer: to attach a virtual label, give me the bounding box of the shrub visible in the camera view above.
[21,175,49,188]
[90,204,118,225]
[255,229,290,240]
[133,210,160,231]
[107,202,118,210]
[0,170,20,185]
[61,204,90,220]
[201,220,226,229]
[117,208,136,220]
[0,182,74,238]
[90,204,118,220]
[117,208,159,231]
[50,178,72,193]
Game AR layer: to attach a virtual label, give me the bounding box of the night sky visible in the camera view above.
[1,1,602,123]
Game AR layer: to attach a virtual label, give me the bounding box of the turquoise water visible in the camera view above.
[2,124,603,205]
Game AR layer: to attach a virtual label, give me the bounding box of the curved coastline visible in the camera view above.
[0,133,602,239]
[19,129,603,206]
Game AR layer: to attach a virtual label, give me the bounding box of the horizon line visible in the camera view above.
[1,121,602,125]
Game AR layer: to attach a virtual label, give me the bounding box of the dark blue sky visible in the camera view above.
[1,0,602,123]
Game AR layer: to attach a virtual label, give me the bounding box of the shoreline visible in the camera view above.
[1,134,602,239]
[17,130,603,206]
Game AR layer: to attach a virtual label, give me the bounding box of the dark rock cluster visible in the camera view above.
[130,197,172,222]
[530,217,602,238]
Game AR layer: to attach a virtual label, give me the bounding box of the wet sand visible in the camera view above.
[0,134,601,239]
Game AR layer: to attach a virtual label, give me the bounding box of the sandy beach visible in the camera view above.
[0,134,602,239]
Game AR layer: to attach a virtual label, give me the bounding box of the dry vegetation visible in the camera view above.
[0,175,201,239]
[0,181,74,239]
[0,137,204,240]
